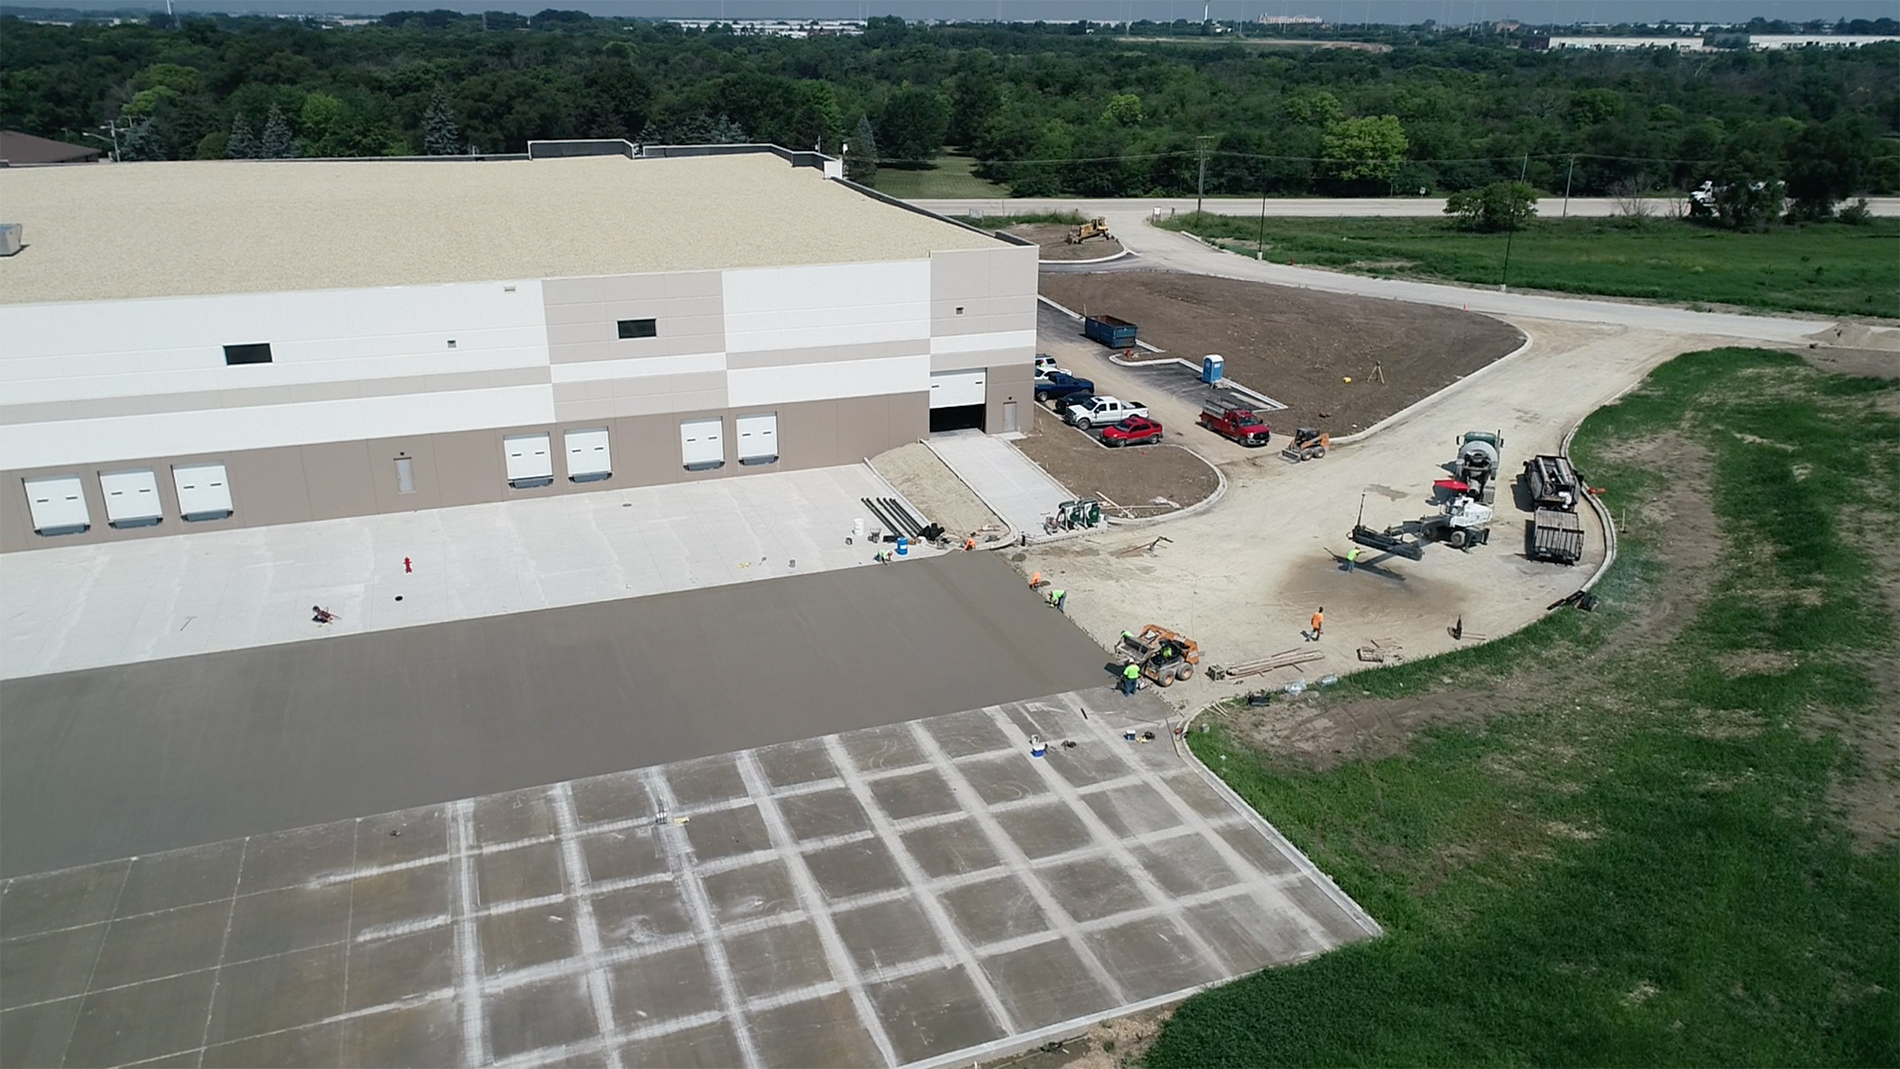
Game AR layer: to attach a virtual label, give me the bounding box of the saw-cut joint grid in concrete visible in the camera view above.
[0,696,1378,1069]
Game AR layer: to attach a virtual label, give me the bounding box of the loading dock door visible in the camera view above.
[503,433,554,487]
[735,413,779,465]
[930,369,987,409]
[680,418,725,471]
[22,475,90,535]
[171,463,233,521]
[100,468,163,527]
[565,428,612,481]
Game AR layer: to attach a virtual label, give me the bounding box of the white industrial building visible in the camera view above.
[0,147,1038,552]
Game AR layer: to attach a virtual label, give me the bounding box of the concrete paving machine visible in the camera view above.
[1119,624,1201,687]
[1349,495,1495,560]
[1067,217,1113,245]
[1280,427,1330,463]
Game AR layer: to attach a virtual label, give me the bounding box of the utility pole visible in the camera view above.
[1500,152,1530,292]
[1561,155,1574,218]
[1257,189,1267,259]
[1195,134,1211,216]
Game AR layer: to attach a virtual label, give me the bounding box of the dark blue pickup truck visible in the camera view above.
[1034,371,1096,404]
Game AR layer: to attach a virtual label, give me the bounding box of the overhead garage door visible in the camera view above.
[172,463,232,521]
[100,469,163,528]
[22,475,90,535]
[504,433,554,487]
[565,428,611,481]
[681,418,725,471]
[736,413,779,465]
[930,369,986,409]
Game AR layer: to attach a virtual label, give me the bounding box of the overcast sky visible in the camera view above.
[13,0,1899,25]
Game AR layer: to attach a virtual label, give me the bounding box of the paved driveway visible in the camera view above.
[0,552,1108,878]
[924,434,1074,541]
[0,692,1377,1069]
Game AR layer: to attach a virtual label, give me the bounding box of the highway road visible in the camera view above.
[915,195,1900,220]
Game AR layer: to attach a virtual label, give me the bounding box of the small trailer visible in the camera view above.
[1083,314,1138,349]
[1523,454,1585,511]
[1528,508,1586,564]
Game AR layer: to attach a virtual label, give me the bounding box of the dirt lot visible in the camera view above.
[1009,223,1126,261]
[1040,270,1525,436]
[1015,419,1220,518]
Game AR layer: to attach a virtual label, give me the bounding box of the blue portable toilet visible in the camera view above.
[1201,354,1225,384]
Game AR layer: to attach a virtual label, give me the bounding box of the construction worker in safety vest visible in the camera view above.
[1048,588,1067,613]
[1306,606,1324,641]
[1345,546,1362,571]
[1121,661,1141,694]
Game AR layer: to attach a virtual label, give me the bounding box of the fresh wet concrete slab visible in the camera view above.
[0,692,1377,1069]
[0,551,1107,878]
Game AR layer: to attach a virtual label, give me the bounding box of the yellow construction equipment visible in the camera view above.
[1066,217,1113,245]
[1119,624,1201,687]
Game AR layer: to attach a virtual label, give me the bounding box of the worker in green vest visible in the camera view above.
[1047,588,1066,613]
[1121,661,1141,695]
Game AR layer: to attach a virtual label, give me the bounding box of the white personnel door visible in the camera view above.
[100,468,163,527]
[565,428,612,481]
[929,369,987,409]
[172,463,233,520]
[680,418,724,470]
[22,475,90,534]
[503,433,553,486]
[735,413,779,465]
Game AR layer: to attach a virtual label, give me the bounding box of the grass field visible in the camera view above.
[1151,349,1900,1067]
[869,154,1010,199]
[1162,214,1900,320]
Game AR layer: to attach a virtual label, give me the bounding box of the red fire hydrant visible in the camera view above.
[403,557,413,574]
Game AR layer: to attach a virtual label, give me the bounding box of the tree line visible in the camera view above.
[2,11,1894,215]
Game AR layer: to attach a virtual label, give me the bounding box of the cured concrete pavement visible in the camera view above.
[0,692,1378,1069]
[0,551,1110,878]
[916,195,1900,220]
[0,463,933,680]
[1010,216,1853,710]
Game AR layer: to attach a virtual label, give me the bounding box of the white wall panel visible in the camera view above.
[929,330,1036,356]
[722,261,929,354]
[549,352,726,384]
[0,280,550,403]
[726,354,929,409]
[0,385,557,470]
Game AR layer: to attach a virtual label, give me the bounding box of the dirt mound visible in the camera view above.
[1039,270,1525,436]
[871,443,1007,541]
[1014,424,1219,521]
[1008,223,1126,262]
[1807,321,1900,352]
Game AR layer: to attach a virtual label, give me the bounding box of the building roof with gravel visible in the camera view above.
[0,151,1004,306]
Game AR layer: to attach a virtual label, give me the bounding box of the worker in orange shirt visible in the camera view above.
[1306,606,1324,642]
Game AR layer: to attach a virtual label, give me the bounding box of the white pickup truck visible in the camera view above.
[1063,395,1149,430]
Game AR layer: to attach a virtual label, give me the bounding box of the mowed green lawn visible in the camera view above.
[1150,349,1900,1067]
[869,154,1010,199]
[1166,214,1900,319]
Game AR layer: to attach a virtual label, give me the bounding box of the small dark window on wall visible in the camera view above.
[224,343,273,365]
[617,318,658,340]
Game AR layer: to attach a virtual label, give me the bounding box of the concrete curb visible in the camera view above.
[1039,247,1132,267]
[1330,327,1537,447]
[1101,444,1228,528]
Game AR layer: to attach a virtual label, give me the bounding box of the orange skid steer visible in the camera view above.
[1120,625,1201,687]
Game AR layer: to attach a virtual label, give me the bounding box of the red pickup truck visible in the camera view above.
[1199,398,1272,447]
[1101,416,1164,447]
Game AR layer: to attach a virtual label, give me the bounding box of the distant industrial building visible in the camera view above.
[0,147,1035,551]
[1527,33,1899,50]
